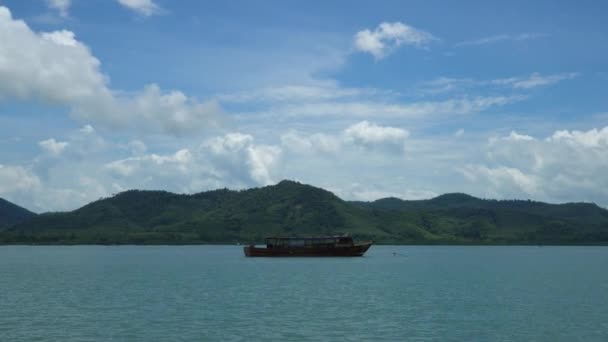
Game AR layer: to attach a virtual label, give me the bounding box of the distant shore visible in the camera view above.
[2,241,608,246]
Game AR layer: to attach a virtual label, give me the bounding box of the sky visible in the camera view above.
[0,0,607,212]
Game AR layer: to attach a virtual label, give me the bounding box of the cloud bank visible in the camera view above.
[461,127,608,204]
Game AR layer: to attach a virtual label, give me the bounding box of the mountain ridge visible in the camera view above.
[2,180,607,245]
[0,198,37,229]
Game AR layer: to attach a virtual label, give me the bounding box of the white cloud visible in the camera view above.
[460,165,539,196]
[454,129,465,137]
[420,73,578,95]
[217,83,381,103]
[102,133,282,195]
[158,149,192,164]
[270,96,524,119]
[0,6,219,135]
[456,33,544,47]
[105,149,192,177]
[5,123,608,212]
[354,22,436,59]
[38,138,69,156]
[105,159,140,177]
[419,77,475,95]
[46,0,71,17]
[205,133,254,155]
[202,133,282,186]
[344,121,409,145]
[116,0,162,16]
[102,84,222,134]
[502,131,535,142]
[246,145,282,185]
[0,10,109,103]
[0,165,41,195]
[280,130,341,155]
[462,126,608,204]
[492,72,579,89]
[80,124,95,134]
[281,121,408,155]
[547,127,608,148]
[339,186,437,202]
[1,4,604,210]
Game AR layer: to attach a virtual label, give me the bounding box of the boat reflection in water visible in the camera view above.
[243,235,372,257]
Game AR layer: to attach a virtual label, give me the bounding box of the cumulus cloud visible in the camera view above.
[101,133,282,197]
[205,132,254,155]
[282,121,409,155]
[280,130,341,155]
[246,145,282,185]
[46,0,71,17]
[344,120,409,146]
[116,0,162,16]
[5,124,608,211]
[39,138,69,156]
[0,165,41,195]
[104,132,282,191]
[0,6,219,135]
[461,127,608,205]
[547,127,608,148]
[502,131,535,142]
[354,22,436,59]
[105,159,139,178]
[102,84,221,134]
[203,133,282,185]
[0,10,109,103]
[459,165,539,197]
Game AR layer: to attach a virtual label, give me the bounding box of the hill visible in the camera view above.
[0,198,37,229]
[2,180,608,245]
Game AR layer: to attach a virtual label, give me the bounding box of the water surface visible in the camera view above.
[1,246,607,341]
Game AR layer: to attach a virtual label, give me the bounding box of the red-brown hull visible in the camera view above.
[243,242,372,257]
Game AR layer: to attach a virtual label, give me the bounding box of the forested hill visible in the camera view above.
[2,180,608,245]
[0,198,36,229]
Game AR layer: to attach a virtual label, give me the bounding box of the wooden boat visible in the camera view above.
[243,235,372,257]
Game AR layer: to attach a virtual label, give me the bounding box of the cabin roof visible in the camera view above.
[265,235,350,240]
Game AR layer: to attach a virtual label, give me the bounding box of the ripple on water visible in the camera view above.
[1,245,608,341]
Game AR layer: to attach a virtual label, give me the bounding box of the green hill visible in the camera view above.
[0,198,36,229]
[2,180,608,245]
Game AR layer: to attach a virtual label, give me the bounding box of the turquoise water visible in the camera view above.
[1,246,607,341]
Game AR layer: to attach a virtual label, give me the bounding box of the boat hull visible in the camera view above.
[243,242,372,257]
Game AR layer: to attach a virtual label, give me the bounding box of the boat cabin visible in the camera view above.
[265,235,354,249]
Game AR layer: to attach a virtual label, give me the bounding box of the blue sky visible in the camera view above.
[0,0,607,212]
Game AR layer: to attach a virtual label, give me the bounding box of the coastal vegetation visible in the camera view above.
[1,180,607,245]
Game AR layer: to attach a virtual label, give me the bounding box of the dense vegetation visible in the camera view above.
[1,180,607,245]
[0,198,36,229]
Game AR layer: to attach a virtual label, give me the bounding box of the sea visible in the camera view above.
[1,245,607,341]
